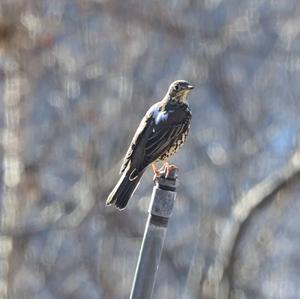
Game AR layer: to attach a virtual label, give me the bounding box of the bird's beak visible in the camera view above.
[187,84,194,90]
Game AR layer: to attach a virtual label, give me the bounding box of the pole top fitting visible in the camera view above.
[149,165,178,219]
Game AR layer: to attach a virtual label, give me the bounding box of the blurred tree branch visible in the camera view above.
[202,149,300,299]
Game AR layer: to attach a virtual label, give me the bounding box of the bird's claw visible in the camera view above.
[153,169,161,181]
[165,164,178,179]
[153,164,178,181]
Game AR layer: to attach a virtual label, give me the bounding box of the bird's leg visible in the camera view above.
[151,163,161,180]
[165,164,178,178]
[163,160,169,172]
[155,160,178,178]
[162,160,178,178]
[156,160,168,176]
[152,161,178,180]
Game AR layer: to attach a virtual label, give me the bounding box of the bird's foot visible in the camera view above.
[151,163,161,181]
[154,163,178,180]
[152,169,161,181]
[165,164,178,179]
[152,162,178,181]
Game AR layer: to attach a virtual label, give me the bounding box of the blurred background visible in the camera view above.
[1,0,300,298]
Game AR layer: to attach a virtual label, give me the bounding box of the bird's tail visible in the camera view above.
[106,169,144,210]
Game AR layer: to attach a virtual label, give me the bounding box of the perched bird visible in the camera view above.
[106,80,194,210]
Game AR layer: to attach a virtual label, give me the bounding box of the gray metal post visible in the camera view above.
[129,168,178,299]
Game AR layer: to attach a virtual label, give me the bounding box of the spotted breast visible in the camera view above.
[158,101,192,161]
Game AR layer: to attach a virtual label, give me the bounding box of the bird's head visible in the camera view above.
[167,80,194,102]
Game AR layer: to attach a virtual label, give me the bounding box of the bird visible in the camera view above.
[106,80,194,210]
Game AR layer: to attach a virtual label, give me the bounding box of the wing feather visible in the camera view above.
[120,103,159,173]
[143,122,188,164]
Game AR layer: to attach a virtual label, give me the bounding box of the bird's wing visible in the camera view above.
[141,101,191,166]
[120,103,159,174]
[142,120,189,166]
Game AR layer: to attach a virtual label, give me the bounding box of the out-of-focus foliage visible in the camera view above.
[1,0,300,298]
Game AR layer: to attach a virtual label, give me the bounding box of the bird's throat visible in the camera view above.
[170,93,188,103]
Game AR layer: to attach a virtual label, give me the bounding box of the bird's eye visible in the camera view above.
[174,85,179,91]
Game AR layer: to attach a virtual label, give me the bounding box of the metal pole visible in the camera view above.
[129,168,178,299]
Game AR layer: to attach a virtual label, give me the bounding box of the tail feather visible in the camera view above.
[106,170,144,210]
